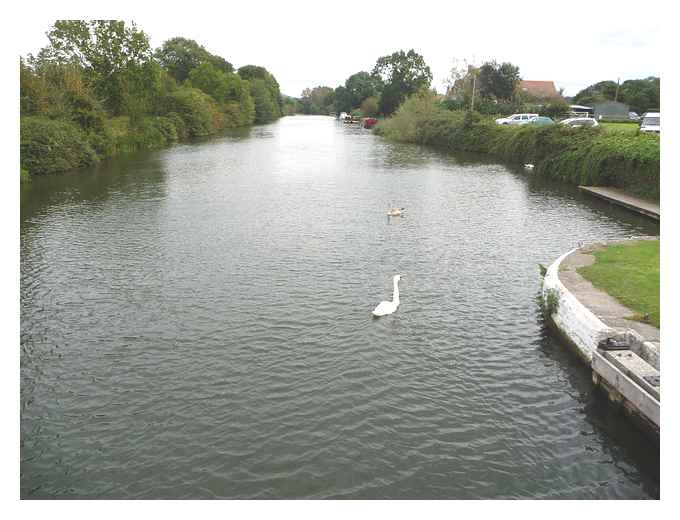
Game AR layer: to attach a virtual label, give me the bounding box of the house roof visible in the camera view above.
[520,80,559,98]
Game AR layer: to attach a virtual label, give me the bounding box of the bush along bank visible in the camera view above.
[20,21,284,178]
[375,90,660,201]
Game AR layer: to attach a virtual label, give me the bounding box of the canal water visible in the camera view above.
[20,115,660,498]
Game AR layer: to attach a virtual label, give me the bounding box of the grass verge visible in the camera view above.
[577,239,659,328]
[600,122,640,134]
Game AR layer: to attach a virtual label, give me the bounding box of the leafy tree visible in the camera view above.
[345,71,381,108]
[476,60,520,100]
[121,60,165,121]
[332,86,353,114]
[223,82,256,127]
[281,96,301,115]
[572,77,660,114]
[250,78,278,123]
[372,49,432,115]
[188,62,243,104]
[21,57,107,130]
[238,65,282,117]
[300,86,334,114]
[20,58,49,115]
[360,96,379,117]
[572,80,619,106]
[444,58,476,99]
[620,77,660,113]
[40,20,153,114]
[155,37,233,83]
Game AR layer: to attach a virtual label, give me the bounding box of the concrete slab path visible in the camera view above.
[579,186,660,220]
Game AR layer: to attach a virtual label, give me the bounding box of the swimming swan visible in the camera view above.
[372,275,402,317]
[387,207,405,217]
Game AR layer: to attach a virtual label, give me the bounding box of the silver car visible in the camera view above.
[561,117,599,128]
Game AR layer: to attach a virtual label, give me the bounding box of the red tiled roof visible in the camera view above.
[520,80,559,98]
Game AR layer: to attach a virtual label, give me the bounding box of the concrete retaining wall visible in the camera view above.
[542,247,660,434]
[542,249,615,363]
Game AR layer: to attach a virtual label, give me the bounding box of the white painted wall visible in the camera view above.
[542,249,615,362]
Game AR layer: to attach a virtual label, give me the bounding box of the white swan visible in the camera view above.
[387,207,405,217]
[372,275,402,317]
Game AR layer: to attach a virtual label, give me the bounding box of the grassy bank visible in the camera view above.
[578,239,660,328]
[600,122,641,134]
[375,91,660,201]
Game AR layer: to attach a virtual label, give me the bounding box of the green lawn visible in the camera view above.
[577,239,659,328]
[600,122,640,134]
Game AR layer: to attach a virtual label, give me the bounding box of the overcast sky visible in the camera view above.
[15,1,661,98]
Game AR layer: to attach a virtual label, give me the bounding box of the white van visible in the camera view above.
[495,113,539,125]
[640,112,660,134]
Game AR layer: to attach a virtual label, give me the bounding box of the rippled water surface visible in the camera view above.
[21,116,660,498]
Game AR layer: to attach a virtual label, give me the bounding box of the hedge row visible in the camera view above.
[20,85,244,176]
[375,91,660,201]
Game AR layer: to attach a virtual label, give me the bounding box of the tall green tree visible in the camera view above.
[476,60,520,100]
[40,20,153,115]
[372,49,432,115]
[188,62,241,104]
[155,37,233,83]
[572,80,619,106]
[237,65,282,117]
[332,86,353,114]
[345,71,381,108]
[250,79,278,123]
[300,86,334,114]
[620,77,660,113]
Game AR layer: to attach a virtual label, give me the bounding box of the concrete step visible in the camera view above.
[602,349,660,401]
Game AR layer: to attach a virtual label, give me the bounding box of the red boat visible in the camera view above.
[363,117,378,129]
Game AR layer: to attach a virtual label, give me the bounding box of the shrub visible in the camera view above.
[165,112,187,140]
[360,96,379,117]
[163,87,222,137]
[20,116,98,175]
[154,116,179,143]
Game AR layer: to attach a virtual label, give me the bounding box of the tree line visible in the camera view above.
[293,49,433,118]
[20,20,284,176]
[570,78,659,115]
[292,50,660,121]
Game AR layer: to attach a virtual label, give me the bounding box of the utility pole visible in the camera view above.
[614,77,620,102]
[470,73,477,112]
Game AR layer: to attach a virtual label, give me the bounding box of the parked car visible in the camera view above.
[561,117,599,128]
[528,116,555,126]
[640,112,660,133]
[495,113,539,125]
